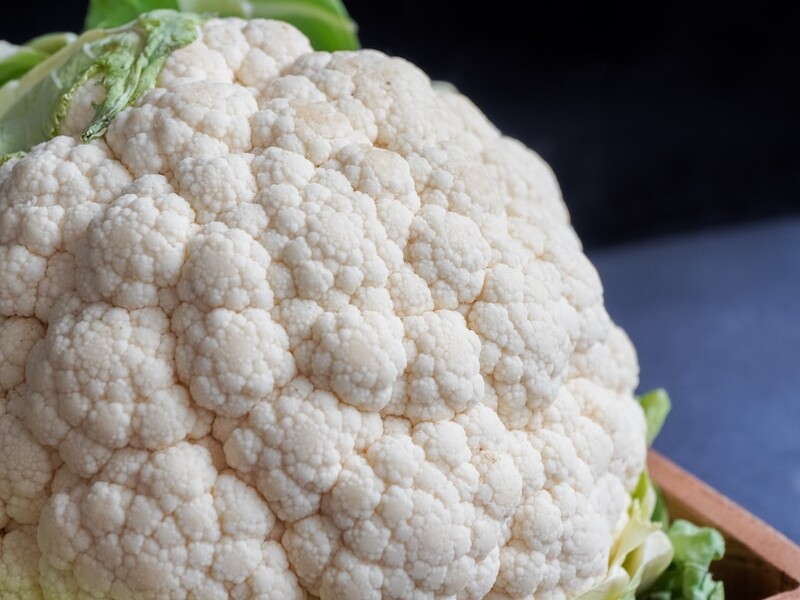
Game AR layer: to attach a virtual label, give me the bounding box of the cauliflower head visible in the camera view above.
[0,11,648,600]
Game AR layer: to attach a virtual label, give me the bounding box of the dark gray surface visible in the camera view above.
[590,218,800,543]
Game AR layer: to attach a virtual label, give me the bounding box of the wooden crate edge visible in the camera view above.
[648,451,800,594]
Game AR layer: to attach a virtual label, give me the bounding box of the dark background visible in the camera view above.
[3,0,799,248]
[347,1,800,248]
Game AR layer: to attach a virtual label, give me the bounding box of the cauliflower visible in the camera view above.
[0,3,662,599]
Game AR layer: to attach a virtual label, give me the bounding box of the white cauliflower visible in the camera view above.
[0,8,651,600]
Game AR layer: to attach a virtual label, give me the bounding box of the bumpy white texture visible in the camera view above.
[76,175,198,310]
[224,376,383,523]
[20,302,201,481]
[385,310,484,422]
[0,138,132,320]
[282,406,522,600]
[38,443,303,599]
[174,304,296,418]
[0,525,43,599]
[0,17,647,600]
[0,319,59,532]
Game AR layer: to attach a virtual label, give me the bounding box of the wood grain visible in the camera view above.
[649,451,800,600]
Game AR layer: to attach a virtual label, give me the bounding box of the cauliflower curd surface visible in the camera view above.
[0,17,646,600]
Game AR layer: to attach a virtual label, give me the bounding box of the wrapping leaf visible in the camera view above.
[0,43,48,88]
[640,520,725,600]
[579,389,726,600]
[85,0,359,51]
[0,34,76,89]
[639,389,672,447]
[24,32,80,55]
[85,0,181,29]
[2,0,358,161]
[651,484,670,528]
[577,472,674,600]
[0,11,202,158]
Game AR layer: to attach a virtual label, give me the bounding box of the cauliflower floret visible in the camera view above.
[385,310,484,422]
[106,80,258,177]
[224,376,383,522]
[178,223,273,311]
[0,320,60,527]
[22,303,199,478]
[482,137,568,225]
[406,144,504,224]
[0,525,43,599]
[490,381,646,599]
[0,15,649,600]
[34,253,77,322]
[387,267,435,317]
[328,144,421,251]
[252,97,372,166]
[0,385,60,527]
[174,304,296,418]
[283,407,522,600]
[37,443,304,599]
[0,317,43,393]
[257,167,401,316]
[468,262,578,428]
[297,305,406,411]
[159,18,312,91]
[174,154,257,224]
[76,176,198,310]
[0,138,131,318]
[408,205,492,311]
[286,51,484,154]
[0,137,132,257]
[0,245,47,317]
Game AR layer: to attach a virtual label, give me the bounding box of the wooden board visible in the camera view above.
[649,451,800,600]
